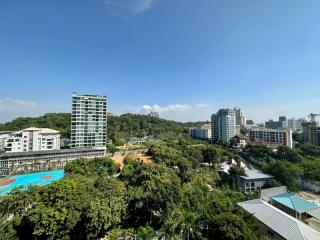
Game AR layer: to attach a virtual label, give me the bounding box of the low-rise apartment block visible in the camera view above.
[249,127,293,148]
[4,128,60,153]
[190,127,211,140]
[0,131,13,151]
[220,159,274,193]
[0,148,105,177]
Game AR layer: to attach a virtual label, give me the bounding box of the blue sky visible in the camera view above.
[0,0,320,122]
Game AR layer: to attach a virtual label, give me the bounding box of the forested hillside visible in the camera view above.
[108,114,189,145]
[0,113,190,144]
[0,113,71,138]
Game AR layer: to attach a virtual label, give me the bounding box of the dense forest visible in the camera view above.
[0,139,269,240]
[107,114,189,145]
[0,113,192,144]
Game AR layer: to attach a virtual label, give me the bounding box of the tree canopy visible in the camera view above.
[0,140,269,240]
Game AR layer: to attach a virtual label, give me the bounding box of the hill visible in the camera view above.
[108,113,188,145]
[0,113,190,143]
[0,113,71,138]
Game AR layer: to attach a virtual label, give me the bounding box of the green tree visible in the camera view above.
[276,146,303,163]
[202,146,223,166]
[263,160,303,191]
[122,163,181,228]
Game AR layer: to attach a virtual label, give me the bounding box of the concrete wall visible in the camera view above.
[261,186,288,202]
[302,179,320,193]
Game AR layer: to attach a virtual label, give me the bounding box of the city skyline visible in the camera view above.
[1,0,320,122]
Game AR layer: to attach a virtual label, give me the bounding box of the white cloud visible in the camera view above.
[0,98,58,123]
[135,100,318,123]
[137,103,214,122]
[102,0,159,17]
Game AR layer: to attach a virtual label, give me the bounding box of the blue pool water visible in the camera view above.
[0,170,64,196]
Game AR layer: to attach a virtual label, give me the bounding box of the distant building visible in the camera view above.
[302,122,320,146]
[107,112,116,117]
[233,107,247,127]
[235,124,241,136]
[279,116,287,122]
[265,116,287,129]
[246,120,254,125]
[266,117,306,131]
[4,128,60,153]
[249,127,293,148]
[149,112,159,118]
[287,118,306,130]
[211,109,236,142]
[191,128,211,140]
[71,93,107,149]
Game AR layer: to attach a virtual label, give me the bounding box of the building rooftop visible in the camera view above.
[220,159,248,175]
[250,127,288,132]
[308,208,320,221]
[272,193,319,214]
[0,147,105,158]
[21,127,60,134]
[0,131,14,135]
[72,92,107,98]
[220,160,274,180]
[238,199,320,240]
[240,169,274,180]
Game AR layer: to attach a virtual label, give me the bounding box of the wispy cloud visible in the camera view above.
[102,0,159,17]
[0,98,59,123]
[137,103,213,122]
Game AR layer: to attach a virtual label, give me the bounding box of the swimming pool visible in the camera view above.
[0,170,64,196]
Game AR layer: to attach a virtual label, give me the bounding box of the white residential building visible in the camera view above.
[71,93,107,149]
[4,128,60,153]
[220,160,274,193]
[233,107,247,127]
[287,118,306,130]
[191,128,211,139]
[249,127,293,148]
[211,109,236,142]
[0,131,13,151]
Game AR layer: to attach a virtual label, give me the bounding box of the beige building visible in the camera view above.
[249,127,293,148]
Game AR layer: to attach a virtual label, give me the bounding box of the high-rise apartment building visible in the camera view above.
[233,107,247,127]
[211,109,236,142]
[71,93,107,149]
